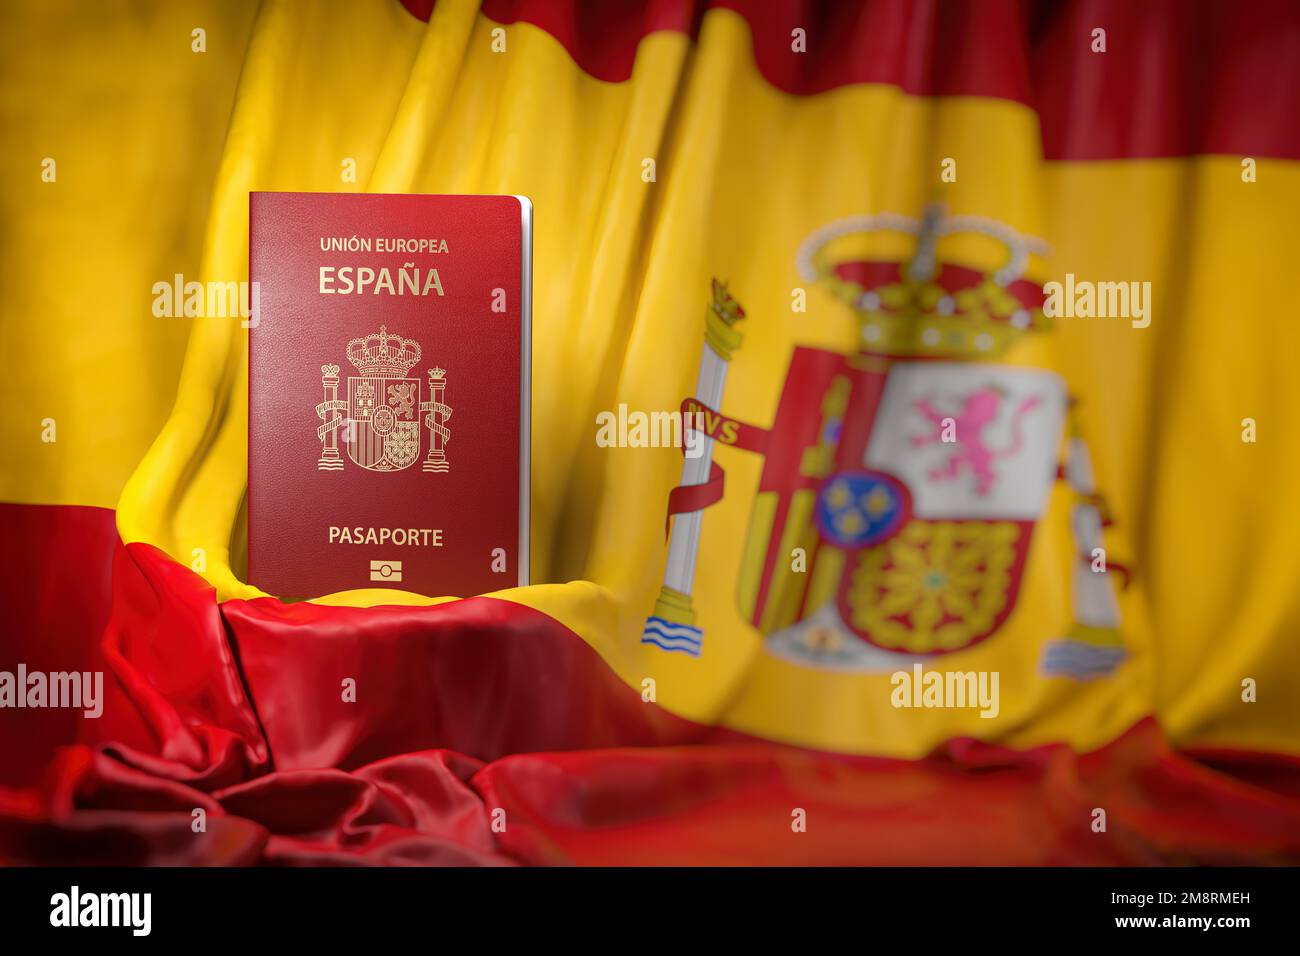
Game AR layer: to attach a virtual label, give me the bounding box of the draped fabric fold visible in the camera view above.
[4,530,1300,865]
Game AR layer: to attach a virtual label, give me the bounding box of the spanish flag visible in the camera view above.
[2,0,1299,865]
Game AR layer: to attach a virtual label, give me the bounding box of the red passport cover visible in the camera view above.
[248,192,530,598]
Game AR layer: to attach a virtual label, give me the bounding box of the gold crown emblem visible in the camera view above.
[797,204,1051,360]
[346,325,422,377]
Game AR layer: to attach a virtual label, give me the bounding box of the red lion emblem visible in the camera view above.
[910,388,1043,496]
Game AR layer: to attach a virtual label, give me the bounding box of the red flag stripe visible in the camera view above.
[398,0,1300,161]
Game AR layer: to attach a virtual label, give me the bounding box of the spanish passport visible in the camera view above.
[248,192,531,598]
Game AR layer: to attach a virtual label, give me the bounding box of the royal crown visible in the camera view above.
[346,325,422,377]
[709,277,745,326]
[797,204,1051,360]
[705,278,746,361]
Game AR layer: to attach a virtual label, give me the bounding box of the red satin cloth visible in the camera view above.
[3,504,1300,865]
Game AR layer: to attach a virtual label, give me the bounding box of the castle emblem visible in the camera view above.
[643,206,1130,680]
[316,326,452,473]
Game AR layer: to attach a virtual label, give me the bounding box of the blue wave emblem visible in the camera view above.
[1041,640,1126,679]
[641,617,703,656]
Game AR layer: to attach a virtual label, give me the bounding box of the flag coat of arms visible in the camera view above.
[744,350,1067,667]
[645,212,1103,688]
